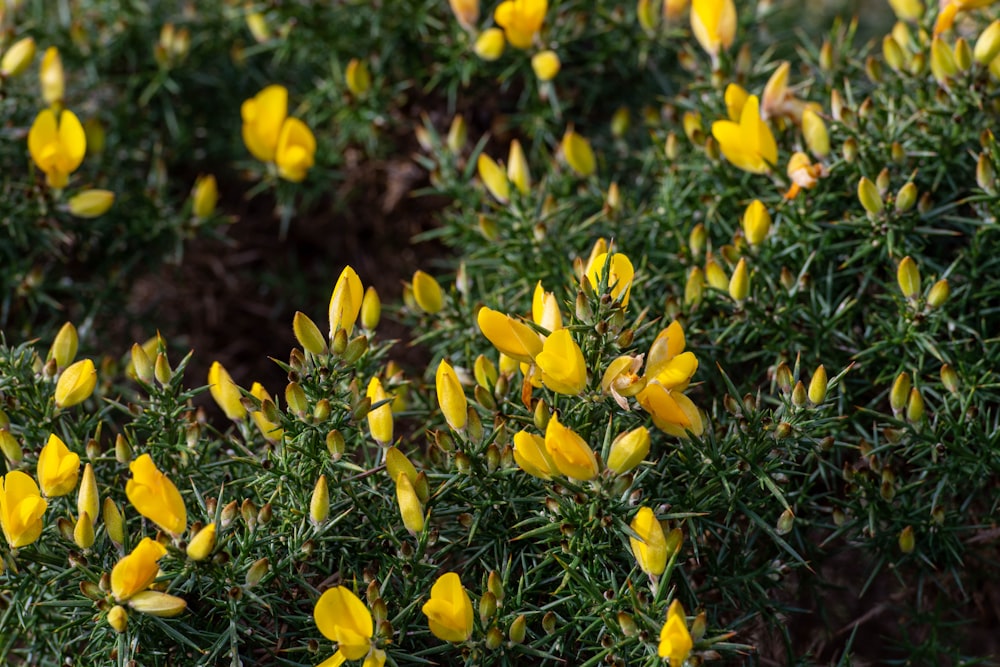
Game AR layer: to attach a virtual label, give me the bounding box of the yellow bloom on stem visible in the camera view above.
[658,600,693,664]
[507,139,532,195]
[690,0,736,63]
[241,84,288,162]
[77,462,99,527]
[275,116,316,182]
[637,383,704,438]
[37,434,80,497]
[449,0,480,31]
[436,360,468,431]
[477,153,511,203]
[315,586,379,663]
[396,472,425,534]
[494,0,547,50]
[561,126,596,177]
[412,270,444,314]
[345,58,372,97]
[742,199,771,246]
[1,37,36,78]
[724,82,748,121]
[125,453,187,536]
[473,28,506,61]
[711,95,777,175]
[629,506,667,576]
[28,108,86,189]
[186,522,217,561]
[535,329,587,395]
[329,265,364,338]
[39,46,64,106]
[128,590,187,617]
[544,415,599,481]
[586,252,634,307]
[250,382,284,443]
[601,355,646,410]
[477,307,542,363]
[532,281,563,333]
[208,361,246,421]
[67,189,115,218]
[422,572,474,642]
[646,321,698,391]
[0,471,48,548]
[531,50,561,81]
[111,537,167,601]
[512,430,558,479]
[366,376,394,445]
[54,358,97,408]
[607,427,651,475]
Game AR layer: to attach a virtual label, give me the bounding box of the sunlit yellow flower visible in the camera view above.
[422,572,474,642]
[607,427,651,475]
[329,265,364,338]
[507,140,531,195]
[436,360,468,431]
[50,321,78,370]
[494,0,548,49]
[532,282,563,333]
[209,361,246,421]
[531,50,561,81]
[729,257,749,302]
[742,199,771,245]
[629,506,667,576]
[601,355,646,410]
[241,84,287,163]
[690,0,736,63]
[186,522,217,561]
[396,472,425,534]
[544,415,599,481]
[55,358,97,409]
[125,453,187,536]
[477,307,542,363]
[366,376,394,445]
[412,270,444,314]
[449,0,481,31]
[0,471,47,548]
[586,252,634,307]
[77,462,99,528]
[37,434,80,497]
[561,127,596,176]
[310,474,330,524]
[275,117,316,182]
[111,537,167,601]
[28,108,86,189]
[637,382,704,438]
[724,82,748,121]
[711,95,777,174]
[473,28,506,60]
[658,600,693,664]
[888,0,923,21]
[646,321,698,391]
[535,329,587,395]
[478,153,511,203]
[513,430,558,479]
[315,586,383,664]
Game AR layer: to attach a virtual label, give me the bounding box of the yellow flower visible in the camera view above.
[67,189,115,218]
[742,199,771,246]
[37,434,80,497]
[477,307,542,363]
[345,58,372,97]
[532,281,562,333]
[645,321,698,390]
[1,37,36,78]
[310,475,330,524]
[535,329,587,395]
[477,153,510,203]
[728,257,749,302]
[658,600,693,664]
[711,95,777,175]
[329,265,364,338]
[50,321,78,370]
[77,462,99,527]
[494,0,548,49]
[128,590,187,617]
[28,108,86,189]
[107,605,128,633]
[585,252,634,307]
[607,427,651,475]
[396,472,425,534]
[186,522,217,561]
[724,83,748,121]
[241,84,288,163]
[531,50,561,81]
[366,376,394,445]
[897,256,921,299]
[39,46,64,106]
[422,572,474,642]
[629,506,667,576]
[888,0,924,21]
[601,355,646,410]
[125,453,187,536]
[412,270,444,314]
[0,471,48,548]
[275,116,316,182]
[507,140,532,195]
[209,361,246,420]
[637,383,704,438]
[801,108,829,158]
[250,382,284,443]
[690,0,736,63]
[512,430,558,479]
[436,360,468,431]
[473,28,506,61]
[111,537,168,601]
[54,358,97,408]
[314,586,381,663]
[449,0,481,31]
[192,174,218,219]
[561,127,596,177]
[544,415,599,481]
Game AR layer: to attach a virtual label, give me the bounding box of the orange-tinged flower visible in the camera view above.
[711,95,777,174]
[494,0,547,50]
[532,281,563,333]
[658,600,693,664]
[586,252,634,307]
[477,307,542,363]
[512,430,558,479]
[37,434,80,497]
[111,537,167,601]
[329,265,364,338]
[601,354,646,410]
[209,361,246,421]
[784,151,826,199]
[535,329,587,395]
[28,108,86,189]
[0,471,47,548]
[275,117,315,182]
[422,572,474,642]
[629,506,667,576]
[544,415,599,481]
[241,84,288,163]
[125,453,187,536]
[449,0,481,31]
[690,0,736,63]
[436,360,468,431]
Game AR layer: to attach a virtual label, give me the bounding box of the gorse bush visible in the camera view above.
[1,0,1000,665]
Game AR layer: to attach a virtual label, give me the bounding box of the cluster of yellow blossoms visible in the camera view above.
[449,0,561,82]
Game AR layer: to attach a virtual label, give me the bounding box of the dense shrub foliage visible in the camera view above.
[1,0,999,665]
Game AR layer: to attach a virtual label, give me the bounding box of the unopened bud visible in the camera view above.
[898,525,915,553]
[859,177,884,215]
[776,508,795,535]
[245,557,269,587]
[940,364,959,394]
[906,386,925,422]
[895,181,918,213]
[927,278,949,308]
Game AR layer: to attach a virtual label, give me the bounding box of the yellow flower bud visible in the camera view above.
[637,0,659,33]
[50,321,78,370]
[473,27,505,61]
[607,427,651,475]
[477,153,510,203]
[954,37,972,71]
[896,256,920,300]
[611,106,630,138]
[684,267,705,307]
[310,475,330,524]
[396,472,425,534]
[931,36,958,84]
[436,360,468,431]
[895,181,918,213]
[801,108,830,158]
[742,200,771,245]
[906,386,925,422]
[412,270,444,314]
[40,46,65,106]
[883,34,906,71]
[1,37,36,78]
[890,371,911,415]
[345,58,372,96]
[724,83,748,122]
[107,605,128,633]
[975,19,1000,65]
[888,0,923,21]
[186,522,216,561]
[927,278,950,308]
[585,252,634,307]
[192,174,218,219]
[857,176,884,215]
[446,114,467,154]
[449,0,480,30]
[658,599,693,664]
[899,525,915,553]
[38,434,81,497]
[531,50,561,81]
[67,189,115,218]
[629,506,667,577]
[208,361,246,420]
[55,358,97,409]
[422,572,474,642]
[293,311,328,356]
[682,110,704,145]
[125,454,187,536]
[507,140,531,195]
[0,430,22,463]
[329,265,364,339]
[77,462,99,527]
[690,0,737,63]
[808,364,828,405]
[111,537,167,601]
[128,590,187,617]
[512,429,557,479]
[704,255,728,291]
[561,127,596,177]
[544,415,599,481]
[535,329,587,395]
[0,471,48,547]
[74,511,95,549]
[728,257,749,302]
[366,376,394,445]
[103,498,124,546]
[477,307,542,363]
[688,222,706,258]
